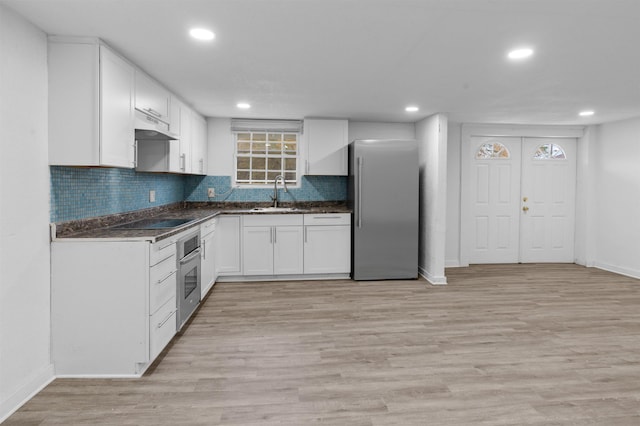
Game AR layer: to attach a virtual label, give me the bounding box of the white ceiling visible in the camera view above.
[3,0,640,125]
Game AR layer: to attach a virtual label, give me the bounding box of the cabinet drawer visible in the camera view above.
[200,217,217,237]
[304,213,351,226]
[243,214,303,227]
[150,296,176,360]
[149,255,177,315]
[150,237,177,266]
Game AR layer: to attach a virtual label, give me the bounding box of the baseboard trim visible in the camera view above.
[591,262,640,280]
[445,259,462,268]
[0,364,54,423]
[217,273,350,282]
[419,267,448,285]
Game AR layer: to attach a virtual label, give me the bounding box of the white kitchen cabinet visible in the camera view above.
[191,113,208,175]
[170,96,181,135]
[201,217,217,298]
[242,215,304,276]
[136,100,206,175]
[303,118,349,176]
[135,70,170,124]
[216,215,242,276]
[48,38,135,168]
[50,233,187,377]
[243,226,273,275]
[274,225,305,274]
[303,213,351,274]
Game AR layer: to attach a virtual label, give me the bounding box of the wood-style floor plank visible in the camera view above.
[5,264,640,425]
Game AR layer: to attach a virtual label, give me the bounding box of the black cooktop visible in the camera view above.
[111,218,197,230]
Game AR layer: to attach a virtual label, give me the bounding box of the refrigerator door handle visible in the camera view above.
[357,156,363,228]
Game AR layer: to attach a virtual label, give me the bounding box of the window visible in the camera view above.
[476,142,510,159]
[235,131,299,185]
[533,143,566,160]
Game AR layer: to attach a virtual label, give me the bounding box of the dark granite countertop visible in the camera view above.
[53,201,351,242]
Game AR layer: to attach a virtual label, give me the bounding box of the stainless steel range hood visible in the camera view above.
[134,109,176,140]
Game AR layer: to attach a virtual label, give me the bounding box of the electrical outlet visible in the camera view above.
[207,188,215,198]
[149,190,156,203]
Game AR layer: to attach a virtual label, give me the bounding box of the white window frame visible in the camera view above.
[233,130,301,188]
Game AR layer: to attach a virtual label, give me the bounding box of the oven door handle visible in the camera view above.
[179,247,202,265]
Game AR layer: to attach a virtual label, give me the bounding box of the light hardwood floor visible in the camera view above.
[5,264,640,425]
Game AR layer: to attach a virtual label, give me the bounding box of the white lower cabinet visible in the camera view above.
[243,215,304,276]
[149,296,177,360]
[243,226,274,275]
[201,218,217,298]
[51,234,185,377]
[303,214,351,274]
[216,212,351,281]
[215,215,242,276]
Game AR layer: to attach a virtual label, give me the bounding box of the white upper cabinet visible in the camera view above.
[191,113,207,175]
[49,38,135,168]
[134,71,170,124]
[136,97,207,175]
[303,118,349,176]
[178,103,192,174]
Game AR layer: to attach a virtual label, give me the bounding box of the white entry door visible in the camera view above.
[520,138,576,262]
[469,137,522,263]
[468,136,576,264]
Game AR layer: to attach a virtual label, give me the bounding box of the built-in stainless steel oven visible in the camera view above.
[177,229,201,330]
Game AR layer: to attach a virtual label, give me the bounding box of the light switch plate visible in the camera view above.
[149,190,156,202]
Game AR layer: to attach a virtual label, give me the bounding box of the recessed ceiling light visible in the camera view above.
[237,103,251,109]
[508,48,534,59]
[189,28,215,41]
[579,110,595,117]
[405,106,419,112]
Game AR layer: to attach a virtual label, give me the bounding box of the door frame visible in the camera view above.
[459,124,584,267]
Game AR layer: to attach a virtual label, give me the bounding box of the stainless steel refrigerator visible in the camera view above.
[348,139,419,280]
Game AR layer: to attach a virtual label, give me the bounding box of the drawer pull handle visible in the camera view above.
[157,310,176,328]
[144,107,162,118]
[312,216,342,219]
[155,254,175,265]
[156,270,177,285]
[158,240,176,250]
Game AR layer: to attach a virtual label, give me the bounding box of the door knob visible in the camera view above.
[522,197,528,202]
[522,206,529,212]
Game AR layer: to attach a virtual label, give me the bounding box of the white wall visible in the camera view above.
[589,117,640,278]
[574,125,597,267]
[415,114,448,284]
[348,121,415,141]
[207,119,417,177]
[445,122,462,267]
[0,5,54,421]
[207,117,233,175]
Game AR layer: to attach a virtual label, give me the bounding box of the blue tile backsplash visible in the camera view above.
[50,167,347,222]
[50,167,184,222]
[183,175,347,203]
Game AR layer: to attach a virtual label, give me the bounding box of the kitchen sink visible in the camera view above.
[250,207,299,213]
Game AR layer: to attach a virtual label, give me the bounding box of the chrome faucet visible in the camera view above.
[271,175,288,207]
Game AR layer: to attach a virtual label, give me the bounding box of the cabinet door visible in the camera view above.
[304,118,348,176]
[179,105,192,173]
[191,113,207,175]
[201,231,216,297]
[99,46,135,168]
[243,226,274,275]
[134,71,170,123]
[274,226,304,275]
[304,225,351,274]
[216,216,242,275]
[169,96,181,136]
